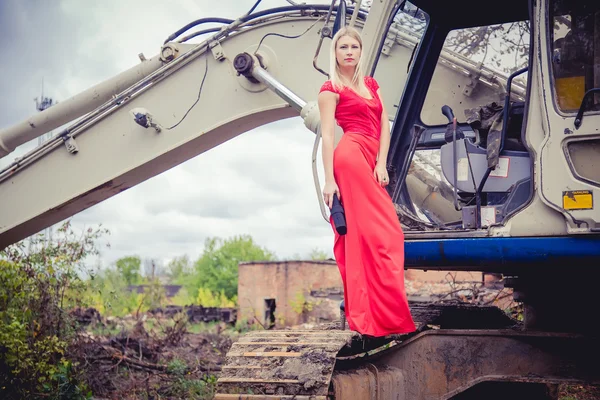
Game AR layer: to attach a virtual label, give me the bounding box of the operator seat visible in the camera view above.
[439,102,531,206]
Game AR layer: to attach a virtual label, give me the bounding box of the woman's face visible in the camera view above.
[336,35,361,70]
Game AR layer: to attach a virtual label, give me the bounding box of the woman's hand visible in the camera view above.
[374,163,389,187]
[323,180,341,209]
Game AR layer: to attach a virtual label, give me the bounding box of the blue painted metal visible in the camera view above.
[404,235,600,270]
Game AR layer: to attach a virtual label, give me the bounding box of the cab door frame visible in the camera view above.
[537,0,600,233]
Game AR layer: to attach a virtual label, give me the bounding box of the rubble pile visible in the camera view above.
[148,304,237,324]
[72,312,235,399]
[404,273,515,310]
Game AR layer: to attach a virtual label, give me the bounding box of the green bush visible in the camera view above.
[0,221,107,399]
[0,260,90,399]
[85,270,169,317]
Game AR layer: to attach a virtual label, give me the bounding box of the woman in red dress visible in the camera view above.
[318,26,416,337]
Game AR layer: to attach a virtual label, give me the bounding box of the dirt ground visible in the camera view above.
[558,385,600,400]
[78,316,238,400]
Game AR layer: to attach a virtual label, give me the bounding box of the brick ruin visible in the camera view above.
[238,260,507,329]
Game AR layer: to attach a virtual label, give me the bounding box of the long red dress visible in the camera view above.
[320,76,416,337]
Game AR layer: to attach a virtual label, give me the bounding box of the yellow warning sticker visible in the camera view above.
[563,190,593,210]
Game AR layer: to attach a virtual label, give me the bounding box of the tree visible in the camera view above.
[444,22,530,73]
[115,255,141,285]
[166,255,192,283]
[308,248,330,261]
[192,235,276,300]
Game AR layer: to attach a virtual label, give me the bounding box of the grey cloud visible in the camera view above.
[0,2,75,126]
[0,1,98,167]
[226,120,318,195]
[145,192,288,220]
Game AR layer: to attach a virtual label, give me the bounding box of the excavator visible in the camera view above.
[1,0,600,398]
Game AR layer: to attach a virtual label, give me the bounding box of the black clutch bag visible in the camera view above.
[330,194,347,235]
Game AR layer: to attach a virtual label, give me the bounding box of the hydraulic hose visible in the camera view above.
[165,4,368,44]
[177,28,223,43]
[163,17,235,44]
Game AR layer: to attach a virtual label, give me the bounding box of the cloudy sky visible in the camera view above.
[0,0,335,269]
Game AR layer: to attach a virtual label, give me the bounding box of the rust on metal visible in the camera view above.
[331,329,600,400]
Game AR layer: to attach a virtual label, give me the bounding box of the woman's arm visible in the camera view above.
[318,90,340,207]
[318,91,337,184]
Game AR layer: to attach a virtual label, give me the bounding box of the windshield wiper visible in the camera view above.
[574,88,600,129]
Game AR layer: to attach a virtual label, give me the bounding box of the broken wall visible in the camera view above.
[237,260,342,328]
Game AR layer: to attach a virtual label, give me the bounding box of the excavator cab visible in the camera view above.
[366,0,533,231]
[373,0,600,235]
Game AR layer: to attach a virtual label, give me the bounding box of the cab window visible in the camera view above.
[420,21,529,126]
[550,0,600,113]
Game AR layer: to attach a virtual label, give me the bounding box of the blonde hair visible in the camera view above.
[329,26,370,98]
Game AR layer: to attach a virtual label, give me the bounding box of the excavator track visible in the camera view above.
[214,329,361,399]
[214,303,520,399]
